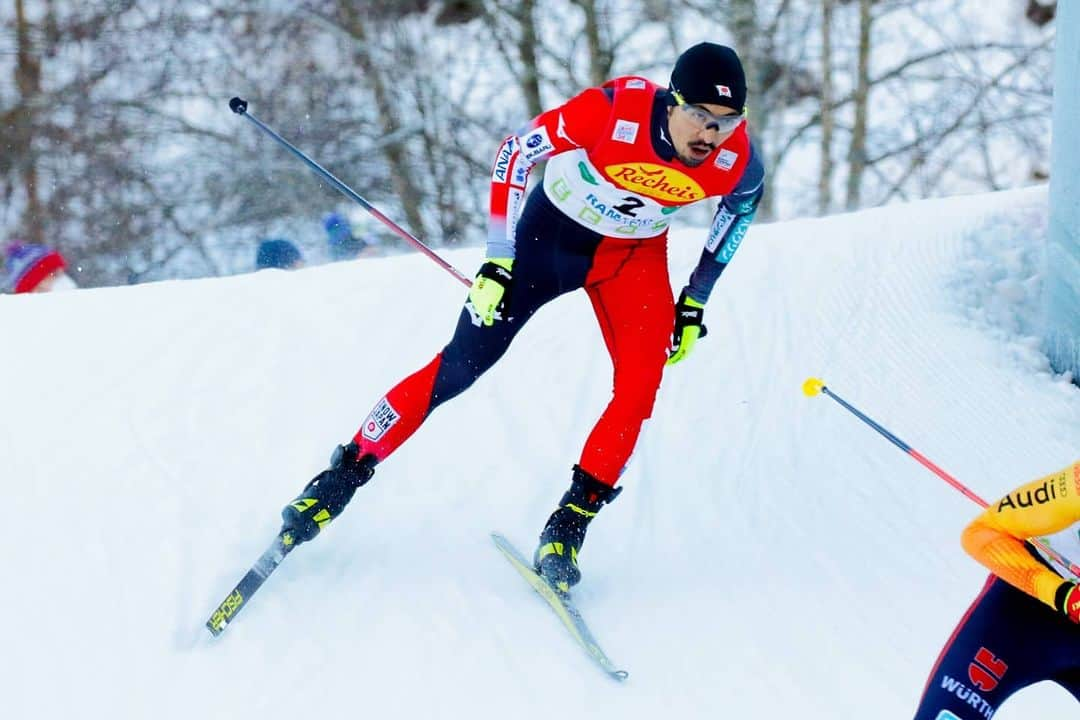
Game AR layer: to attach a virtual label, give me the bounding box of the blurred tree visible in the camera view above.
[2,0,180,284]
[819,0,835,215]
[845,0,872,210]
[0,0,1058,286]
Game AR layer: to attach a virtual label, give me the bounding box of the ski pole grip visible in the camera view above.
[229,97,248,115]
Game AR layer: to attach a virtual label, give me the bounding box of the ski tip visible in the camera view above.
[611,669,629,682]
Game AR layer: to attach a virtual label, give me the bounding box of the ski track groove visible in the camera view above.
[3,190,1079,718]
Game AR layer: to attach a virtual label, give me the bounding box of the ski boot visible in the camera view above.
[533,465,621,592]
[280,442,377,545]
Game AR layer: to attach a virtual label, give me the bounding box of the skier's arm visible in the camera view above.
[683,139,765,305]
[486,87,612,259]
[961,461,1080,611]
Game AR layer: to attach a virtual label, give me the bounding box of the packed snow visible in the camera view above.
[1,185,1076,719]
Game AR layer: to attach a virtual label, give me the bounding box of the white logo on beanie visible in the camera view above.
[716,85,732,98]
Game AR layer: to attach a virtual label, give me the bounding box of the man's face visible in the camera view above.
[667,102,742,167]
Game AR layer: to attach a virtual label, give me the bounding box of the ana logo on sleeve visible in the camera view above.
[491,138,515,183]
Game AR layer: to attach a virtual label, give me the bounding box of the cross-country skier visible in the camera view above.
[912,460,1080,718]
[278,42,765,592]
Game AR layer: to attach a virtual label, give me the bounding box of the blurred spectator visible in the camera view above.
[3,242,76,293]
[323,212,379,261]
[255,238,304,271]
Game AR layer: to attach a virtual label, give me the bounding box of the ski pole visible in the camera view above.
[228,97,471,288]
[801,377,987,506]
[802,377,1080,576]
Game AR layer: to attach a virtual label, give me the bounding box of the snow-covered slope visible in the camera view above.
[1,186,1076,719]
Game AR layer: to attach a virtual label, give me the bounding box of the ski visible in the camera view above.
[491,532,629,682]
[205,531,295,637]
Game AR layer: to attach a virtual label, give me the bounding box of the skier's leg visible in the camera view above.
[576,237,673,485]
[534,236,672,588]
[352,193,596,463]
[282,277,555,543]
[534,464,622,591]
[349,309,524,462]
[1052,668,1080,704]
[280,191,602,544]
[1047,596,1080,701]
[911,575,1054,719]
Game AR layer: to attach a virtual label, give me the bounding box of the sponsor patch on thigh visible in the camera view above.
[361,398,400,441]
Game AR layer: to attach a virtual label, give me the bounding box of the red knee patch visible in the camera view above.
[353,354,443,460]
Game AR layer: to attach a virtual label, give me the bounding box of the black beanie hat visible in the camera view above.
[669,42,747,113]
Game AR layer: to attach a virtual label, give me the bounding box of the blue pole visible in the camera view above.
[821,386,912,453]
